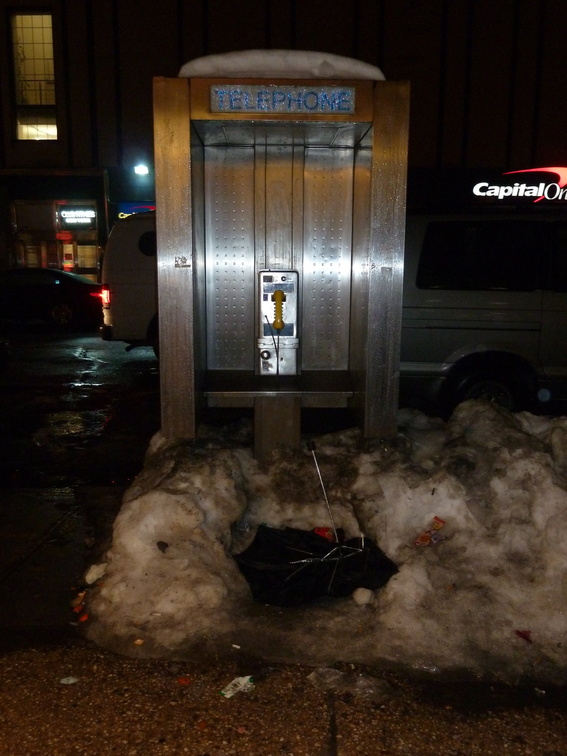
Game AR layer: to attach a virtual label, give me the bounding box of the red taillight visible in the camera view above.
[101,285,111,308]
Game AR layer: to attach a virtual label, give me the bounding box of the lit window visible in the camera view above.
[11,14,57,140]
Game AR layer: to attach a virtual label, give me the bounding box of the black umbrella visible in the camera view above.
[234,442,398,607]
[234,524,398,607]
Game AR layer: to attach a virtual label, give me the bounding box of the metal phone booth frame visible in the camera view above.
[153,64,409,460]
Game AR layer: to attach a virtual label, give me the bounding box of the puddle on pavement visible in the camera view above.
[42,410,111,438]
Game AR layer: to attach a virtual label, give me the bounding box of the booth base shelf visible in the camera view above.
[203,370,354,408]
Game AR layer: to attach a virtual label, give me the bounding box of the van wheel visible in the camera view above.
[441,358,536,417]
[457,374,518,409]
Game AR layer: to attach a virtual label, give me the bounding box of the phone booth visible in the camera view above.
[153,51,409,459]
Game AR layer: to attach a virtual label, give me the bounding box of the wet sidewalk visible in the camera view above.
[1,633,567,756]
[0,486,83,631]
[0,332,157,646]
[0,484,124,647]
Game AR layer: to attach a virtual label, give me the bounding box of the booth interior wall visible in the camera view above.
[263,145,294,270]
[349,146,372,401]
[204,146,256,370]
[201,139,359,374]
[301,147,353,371]
[190,126,208,399]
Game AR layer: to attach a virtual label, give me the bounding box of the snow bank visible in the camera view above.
[84,400,567,684]
[178,49,385,80]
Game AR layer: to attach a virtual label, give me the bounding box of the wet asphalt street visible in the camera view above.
[0,327,566,755]
[0,326,160,639]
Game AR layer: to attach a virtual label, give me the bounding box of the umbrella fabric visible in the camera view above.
[234,525,398,607]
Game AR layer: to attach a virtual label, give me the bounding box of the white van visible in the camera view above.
[101,211,158,353]
[101,210,567,416]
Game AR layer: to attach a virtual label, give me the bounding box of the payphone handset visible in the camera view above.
[257,270,299,375]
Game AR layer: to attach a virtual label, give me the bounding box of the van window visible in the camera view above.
[551,222,567,292]
[416,220,544,291]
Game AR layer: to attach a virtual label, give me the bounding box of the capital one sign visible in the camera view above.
[473,167,567,202]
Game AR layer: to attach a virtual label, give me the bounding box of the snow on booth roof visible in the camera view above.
[178,49,385,80]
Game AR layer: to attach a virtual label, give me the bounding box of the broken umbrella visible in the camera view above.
[234,441,397,607]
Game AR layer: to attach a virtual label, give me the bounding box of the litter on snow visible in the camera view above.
[220,676,255,698]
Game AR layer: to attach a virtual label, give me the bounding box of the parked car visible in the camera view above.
[0,267,103,329]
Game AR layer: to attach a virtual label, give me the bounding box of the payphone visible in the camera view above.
[153,50,409,455]
[257,270,299,375]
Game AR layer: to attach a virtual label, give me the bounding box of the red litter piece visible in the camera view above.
[515,629,533,644]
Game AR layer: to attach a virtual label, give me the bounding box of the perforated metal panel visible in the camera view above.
[301,148,354,370]
[204,142,356,372]
[205,147,256,369]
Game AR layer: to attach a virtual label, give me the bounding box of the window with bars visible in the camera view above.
[11,13,57,140]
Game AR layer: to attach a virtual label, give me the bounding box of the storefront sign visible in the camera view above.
[473,166,567,203]
[59,207,97,228]
[210,85,355,114]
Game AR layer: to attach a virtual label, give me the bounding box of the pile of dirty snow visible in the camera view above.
[84,400,567,684]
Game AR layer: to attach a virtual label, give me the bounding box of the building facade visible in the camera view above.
[0,0,566,276]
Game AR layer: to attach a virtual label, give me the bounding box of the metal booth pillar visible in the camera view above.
[153,61,409,460]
